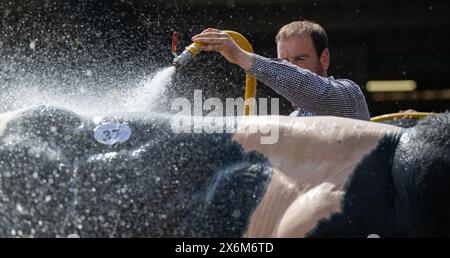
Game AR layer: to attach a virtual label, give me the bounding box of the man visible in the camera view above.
[191,20,371,120]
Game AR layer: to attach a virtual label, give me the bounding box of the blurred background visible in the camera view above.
[1,0,448,116]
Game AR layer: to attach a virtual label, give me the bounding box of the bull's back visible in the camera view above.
[234,116,401,237]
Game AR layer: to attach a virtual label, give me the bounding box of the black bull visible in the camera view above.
[0,106,449,237]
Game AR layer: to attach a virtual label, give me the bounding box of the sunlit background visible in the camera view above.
[1,0,448,116]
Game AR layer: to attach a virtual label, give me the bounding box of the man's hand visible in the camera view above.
[191,28,253,70]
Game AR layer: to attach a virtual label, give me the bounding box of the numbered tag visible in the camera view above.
[93,122,131,145]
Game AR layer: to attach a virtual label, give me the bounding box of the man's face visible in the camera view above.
[277,34,328,77]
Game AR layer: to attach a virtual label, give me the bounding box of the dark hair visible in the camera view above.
[275,20,329,57]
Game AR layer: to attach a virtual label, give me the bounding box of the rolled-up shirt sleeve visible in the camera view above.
[245,54,370,121]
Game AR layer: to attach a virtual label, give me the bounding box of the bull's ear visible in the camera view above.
[306,134,400,238]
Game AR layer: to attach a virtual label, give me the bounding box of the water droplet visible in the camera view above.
[16,203,24,213]
[29,40,36,50]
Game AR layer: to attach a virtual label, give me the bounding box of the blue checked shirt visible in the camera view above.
[246,54,371,120]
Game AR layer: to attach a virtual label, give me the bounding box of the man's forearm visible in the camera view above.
[235,50,254,71]
[244,54,325,111]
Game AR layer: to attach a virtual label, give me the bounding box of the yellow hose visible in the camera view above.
[370,112,432,122]
[183,30,257,115]
[222,31,257,116]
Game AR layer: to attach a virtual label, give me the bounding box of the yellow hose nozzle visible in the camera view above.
[172,42,203,68]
